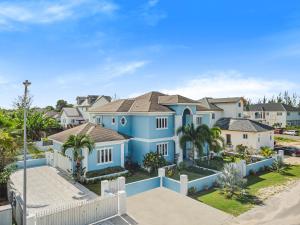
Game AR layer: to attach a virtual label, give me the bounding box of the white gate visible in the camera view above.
[53,151,73,173]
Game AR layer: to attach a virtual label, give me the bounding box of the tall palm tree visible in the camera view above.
[208,126,224,155]
[177,124,211,162]
[62,134,94,178]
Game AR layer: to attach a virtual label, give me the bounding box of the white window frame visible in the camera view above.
[156,142,168,156]
[97,147,113,164]
[120,116,127,126]
[196,116,202,125]
[156,117,168,129]
[243,134,248,139]
[96,117,102,125]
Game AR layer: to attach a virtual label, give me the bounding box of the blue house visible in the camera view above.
[49,91,212,173]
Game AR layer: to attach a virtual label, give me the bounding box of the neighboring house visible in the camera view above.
[245,103,300,127]
[44,110,61,123]
[197,97,245,128]
[76,95,111,121]
[48,123,129,172]
[60,107,85,129]
[215,118,274,152]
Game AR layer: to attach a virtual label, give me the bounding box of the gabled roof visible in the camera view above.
[158,95,199,105]
[44,111,59,118]
[77,95,112,107]
[48,122,128,143]
[61,107,83,119]
[207,97,244,104]
[215,118,274,132]
[197,98,223,112]
[89,91,173,113]
[248,103,300,112]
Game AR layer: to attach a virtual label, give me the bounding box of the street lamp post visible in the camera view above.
[23,80,31,225]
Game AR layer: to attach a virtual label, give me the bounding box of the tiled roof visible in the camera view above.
[62,107,83,118]
[197,98,223,111]
[48,123,128,143]
[158,95,199,105]
[248,103,300,112]
[215,118,274,132]
[44,111,59,118]
[89,92,173,113]
[207,97,243,104]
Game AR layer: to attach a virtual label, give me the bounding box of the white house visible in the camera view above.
[245,103,300,127]
[76,95,111,121]
[196,97,245,128]
[215,117,274,152]
[60,108,85,129]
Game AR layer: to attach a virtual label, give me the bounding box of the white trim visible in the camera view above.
[88,112,175,115]
[182,106,193,116]
[96,147,113,164]
[95,140,127,147]
[131,136,175,143]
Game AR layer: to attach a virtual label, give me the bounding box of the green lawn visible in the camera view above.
[83,169,155,195]
[192,165,300,216]
[167,167,215,181]
[275,136,296,143]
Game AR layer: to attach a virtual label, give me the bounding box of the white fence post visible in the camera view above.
[118,176,126,191]
[118,191,127,216]
[278,150,284,162]
[240,160,247,177]
[158,168,165,187]
[101,180,109,196]
[180,174,188,195]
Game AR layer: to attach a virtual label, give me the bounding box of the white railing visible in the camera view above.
[27,191,126,225]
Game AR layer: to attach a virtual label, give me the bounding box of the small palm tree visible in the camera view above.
[208,126,224,155]
[62,134,94,179]
[177,124,211,162]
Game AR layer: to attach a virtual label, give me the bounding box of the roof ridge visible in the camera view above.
[76,123,89,135]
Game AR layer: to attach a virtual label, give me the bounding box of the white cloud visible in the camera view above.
[140,0,166,26]
[0,0,118,29]
[159,70,296,100]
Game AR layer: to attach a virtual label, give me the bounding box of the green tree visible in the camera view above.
[62,134,94,180]
[56,99,72,111]
[208,126,224,154]
[143,152,167,174]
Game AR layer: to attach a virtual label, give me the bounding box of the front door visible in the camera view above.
[226,134,231,145]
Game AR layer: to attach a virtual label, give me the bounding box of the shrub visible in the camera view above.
[188,187,197,196]
[85,166,126,178]
[260,146,274,158]
[143,152,167,174]
[249,169,256,176]
[178,162,187,171]
[125,158,140,173]
[217,164,247,198]
[272,159,285,173]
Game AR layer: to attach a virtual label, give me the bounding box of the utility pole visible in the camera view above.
[23,80,31,225]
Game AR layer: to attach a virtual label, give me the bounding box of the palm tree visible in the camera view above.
[208,126,224,155]
[177,124,211,162]
[62,134,94,179]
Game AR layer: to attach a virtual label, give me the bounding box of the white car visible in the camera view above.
[283,130,299,136]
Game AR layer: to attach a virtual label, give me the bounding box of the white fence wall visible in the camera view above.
[28,193,126,225]
[46,151,72,173]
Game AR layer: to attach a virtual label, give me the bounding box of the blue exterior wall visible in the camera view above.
[16,158,47,169]
[246,158,275,176]
[125,177,160,197]
[188,173,220,192]
[162,177,180,193]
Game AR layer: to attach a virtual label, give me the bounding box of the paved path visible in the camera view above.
[128,187,232,225]
[9,166,97,214]
[229,180,300,225]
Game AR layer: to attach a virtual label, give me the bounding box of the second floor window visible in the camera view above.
[96,117,102,124]
[97,148,112,164]
[157,143,168,156]
[212,113,215,120]
[243,134,248,139]
[156,117,168,129]
[196,116,202,125]
[277,112,283,116]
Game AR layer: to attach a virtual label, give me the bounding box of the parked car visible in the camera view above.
[274,146,300,157]
[283,130,299,136]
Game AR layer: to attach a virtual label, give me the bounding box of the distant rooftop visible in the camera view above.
[248,103,300,112]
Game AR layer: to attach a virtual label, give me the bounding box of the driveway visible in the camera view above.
[229,180,300,225]
[9,166,97,214]
[127,188,232,225]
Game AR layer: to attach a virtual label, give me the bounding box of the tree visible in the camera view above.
[0,131,18,172]
[177,124,211,161]
[236,144,251,162]
[62,134,94,180]
[143,152,167,174]
[56,99,72,111]
[217,163,247,198]
[260,146,273,158]
[208,127,224,154]
[45,106,55,111]
[13,94,33,109]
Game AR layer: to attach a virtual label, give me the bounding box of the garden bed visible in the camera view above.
[190,165,300,216]
[166,166,215,181]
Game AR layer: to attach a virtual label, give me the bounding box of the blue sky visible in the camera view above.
[0,0,300,108]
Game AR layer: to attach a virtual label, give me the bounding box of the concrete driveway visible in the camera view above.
[9,166,97,214]
[127,188,232,225]
[229,180,300,225]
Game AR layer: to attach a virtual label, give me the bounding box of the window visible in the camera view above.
[96,117,102,125]
[238,113,242,118]
[157,143,168,156]
[212,113,215,120]
[226,134,231,145]
[97,148,112,164]
[258,135,260,142]
[196,116,202,125]
[287,112,290,116]
[156,117,168,129]
[71,119,75,123]
[243,134,248,139]
[238,102,241,107]
[120,116,127,126]
[277,112,283,116]
[112,117,116,125]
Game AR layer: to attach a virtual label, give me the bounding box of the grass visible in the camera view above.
[275,136,296,143]
[167,167,215,181]
[192,165,300,216]
[83,169,155,195]
[196,157,237,171]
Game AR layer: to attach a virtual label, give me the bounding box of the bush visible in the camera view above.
[85,166,126,178]
[260,146,274,158]
[188,187,197,196]
[272,159,285,173]
[178,162,187,171]
[143,152,167,174]
[249,169,256,176]
[125,158,140,173]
